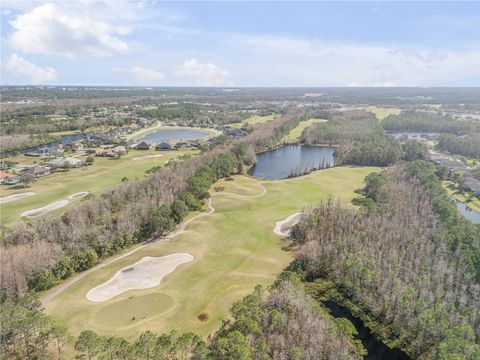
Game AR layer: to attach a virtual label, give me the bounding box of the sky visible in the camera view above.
[1,1,480,87]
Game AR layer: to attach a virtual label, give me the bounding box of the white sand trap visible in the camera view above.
[132,154,163,161]
[0,192,35,204]
[86,253,193,302]
[273,212,303,236]
[21,200,69,218]
[67,191,89,200]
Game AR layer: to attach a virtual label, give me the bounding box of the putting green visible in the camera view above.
[44,166,378,340]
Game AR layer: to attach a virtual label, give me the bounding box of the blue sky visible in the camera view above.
[1,1,480,86]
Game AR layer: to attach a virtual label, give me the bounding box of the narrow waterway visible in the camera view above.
[322,300,410,360]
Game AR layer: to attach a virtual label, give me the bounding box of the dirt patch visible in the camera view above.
[0,192,35,204]
[86,253,194,302]
[21,200,70,218]
[273,212,303,236]
[197,312,209,322]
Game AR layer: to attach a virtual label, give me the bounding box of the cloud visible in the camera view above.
[175,59,232,86]
[228,34,480,86]
[6,54,57,84]
[113,66,166,84]
[9,3,130,57]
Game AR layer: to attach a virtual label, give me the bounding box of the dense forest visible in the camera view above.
[302,110,403,166]
[136,103,250,127]
[289,162,480,359]
[437,133,480,159]
[1,277,363,359]
[382,111,474,134]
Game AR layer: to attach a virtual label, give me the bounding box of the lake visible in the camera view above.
[453,199,480,224]
[139,128,210,143]
[249,145,335,180]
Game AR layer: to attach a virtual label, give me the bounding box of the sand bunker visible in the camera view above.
[21,200,69,218]
[67,191,89,200]
[86,253,194,302]
[0,192,35,204]
[273,212,303,236]
[132,154,163,161]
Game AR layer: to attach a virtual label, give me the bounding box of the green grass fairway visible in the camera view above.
[283,118,328,142]
[443,180,480,212]
[363,106,401,121]
[44,166,378,340]
[231,114,276,128]
[0,150,198,227]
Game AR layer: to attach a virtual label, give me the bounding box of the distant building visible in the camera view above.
[22,166,50,177]
[95,145,127,158]
[133,141,151,150]
[0,173,20,185]
[46,157,84,168]
[155,142,172,151]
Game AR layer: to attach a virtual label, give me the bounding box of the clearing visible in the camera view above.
[363,106,401,121]
[283,118,328,143]
[231,114,276,128]
[44,166,378,340]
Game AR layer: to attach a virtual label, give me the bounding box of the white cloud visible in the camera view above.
[6,54,57,84]
[9,3,130,58]
[229,34,480,86]
[175,59,232,86]
[113,66,166,85]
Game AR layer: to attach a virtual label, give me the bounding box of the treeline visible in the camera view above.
[302,110,403,166]
[136,103,249,127]
[437,133,480,159]
[290,164,480,358]
[0,142,254,297]
[1,278,363,359]
[382,111,474,134]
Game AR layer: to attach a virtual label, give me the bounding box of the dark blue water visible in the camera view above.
[249,145,335,180]
[139,129,209,142]
[452,198,480,224]
[322,300,410,360]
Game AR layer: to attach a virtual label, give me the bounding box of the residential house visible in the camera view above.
[133,141,152,150]
[46,157,84,169]
[22,166,51,177]
[95,146,127,158]
[156,142,172,151]
[0,173,20,185]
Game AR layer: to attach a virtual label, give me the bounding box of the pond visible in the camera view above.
[322,300,410,360]
[386,131,439,140]
[138,128,210,143]
[453,198,480,224]
[249,145,335,180]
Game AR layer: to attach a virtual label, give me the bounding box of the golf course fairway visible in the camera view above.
[44,166,378,340]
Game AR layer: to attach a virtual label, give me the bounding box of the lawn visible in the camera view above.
[443,180,480,213]
[283,118,328,143]
[230,114,276,128]
[44,166,378,340]
[0,149,198,227]
[363,106,401,121]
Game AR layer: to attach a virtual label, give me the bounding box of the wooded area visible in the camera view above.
[290,163,480,358]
